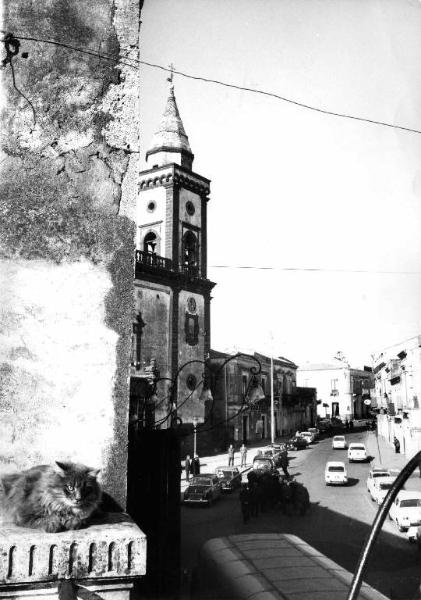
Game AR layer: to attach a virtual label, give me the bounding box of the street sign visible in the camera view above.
[364,399,372,406]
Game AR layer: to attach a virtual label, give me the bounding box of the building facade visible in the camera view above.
[297,362,374,421]
[373,335,421,458]
[203,350,316,452]
[131,81,215,429]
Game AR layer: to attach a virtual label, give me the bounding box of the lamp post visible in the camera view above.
[192,417,199,456]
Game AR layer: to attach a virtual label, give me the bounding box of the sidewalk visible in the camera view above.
[365,429,421,490]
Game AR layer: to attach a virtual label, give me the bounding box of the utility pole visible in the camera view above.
[271,353,275,444]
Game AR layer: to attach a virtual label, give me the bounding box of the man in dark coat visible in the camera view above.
[191,453,201,475]
[280,453,290,479]
[185,455,191,481]
[239,484,251,523]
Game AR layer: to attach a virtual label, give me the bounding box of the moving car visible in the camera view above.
[348,442,368,462]
[332,435,347,449]
[389,491,421,531]
[371,476,400,505]
[325,461,348,485]
[300,431,315,444]
[366,467,391,497]
[183,474,222,506]
[214,466,242,492]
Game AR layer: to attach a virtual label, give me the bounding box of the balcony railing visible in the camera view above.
[135,250,172,270]
[135,250,203,280]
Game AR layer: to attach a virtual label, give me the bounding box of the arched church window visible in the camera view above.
[183,230,197,266]
[144,231,158,254]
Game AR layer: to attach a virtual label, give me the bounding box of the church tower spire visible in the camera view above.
[146,73,194,170]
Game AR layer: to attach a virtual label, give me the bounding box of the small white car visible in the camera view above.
[332,435,347,449]
[348,443,368,462]
[371,476,399,505]
[389,491,421,531]
[366,467,391,497]
[325,461,348,485]
[300,431,315,444]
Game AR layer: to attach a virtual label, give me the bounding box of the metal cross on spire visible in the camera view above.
[167,63,175,85]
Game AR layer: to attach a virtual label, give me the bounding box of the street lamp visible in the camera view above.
[192,416,199,456]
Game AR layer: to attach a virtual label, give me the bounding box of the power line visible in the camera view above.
[209,265,421,275]
[3,32,421,136]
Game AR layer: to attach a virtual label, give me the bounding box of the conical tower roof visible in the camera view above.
[146,84,193,167]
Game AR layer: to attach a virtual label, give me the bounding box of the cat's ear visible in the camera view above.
[56,461,71,472]
[88,468,100,478]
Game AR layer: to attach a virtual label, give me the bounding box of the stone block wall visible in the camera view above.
[0,0,142,508]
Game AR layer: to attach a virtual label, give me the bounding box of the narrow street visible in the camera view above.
[181,431,421,600]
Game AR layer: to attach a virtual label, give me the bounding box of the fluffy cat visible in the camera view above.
[1,461,101,533]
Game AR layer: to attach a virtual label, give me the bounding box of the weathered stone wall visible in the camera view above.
[0,0,142,507]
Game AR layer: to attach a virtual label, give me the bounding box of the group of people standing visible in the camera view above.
[228,443,248,467]
[184,453,201,481]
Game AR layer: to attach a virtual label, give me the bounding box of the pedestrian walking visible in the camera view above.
[240,444,247,467]
[239,484,251,523]
[279,452,290,479]
[228,444,235,466]
[191,453,201,475]
[393,437,400,454]
[185,454,191,481]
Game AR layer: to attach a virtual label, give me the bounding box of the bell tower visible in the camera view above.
[133,78,215,429]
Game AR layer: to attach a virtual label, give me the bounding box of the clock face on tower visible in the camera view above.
[187,297,196,313]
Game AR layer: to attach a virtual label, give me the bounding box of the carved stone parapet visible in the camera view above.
[0,513,146,599]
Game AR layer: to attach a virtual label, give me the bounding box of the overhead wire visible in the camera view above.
[2,32,421,136]
[208,265,421,275]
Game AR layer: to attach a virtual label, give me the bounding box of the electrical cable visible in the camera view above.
[209,265,421,275]
[2,32,421,136]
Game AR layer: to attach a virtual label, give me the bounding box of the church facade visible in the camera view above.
[131,81,215,429]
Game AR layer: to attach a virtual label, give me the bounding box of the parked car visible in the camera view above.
[261,447,282,466]
[183,474,222,506]
[252,456,277,473]
[371,476,400,505]
[214,466,242,492]
[331,417,344,428]
[300,431,315,444]
[287,436,308,450]
[308,427,320,439]
[406,524,421,544]
[366,467,392,497]
[318,419,333,432]
[325,461,348,485]
[332,435,347,449]
[348,443,368,462]
[389,491,421,531]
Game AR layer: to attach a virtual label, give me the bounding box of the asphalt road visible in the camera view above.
[181,430,421,600]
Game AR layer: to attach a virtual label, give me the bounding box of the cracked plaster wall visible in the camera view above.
[0,0,142,508]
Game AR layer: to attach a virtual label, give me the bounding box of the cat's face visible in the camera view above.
[56,462,101,513]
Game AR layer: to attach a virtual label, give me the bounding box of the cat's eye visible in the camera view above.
[67,484,74,491]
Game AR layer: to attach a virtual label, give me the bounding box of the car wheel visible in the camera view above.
[396,519,406,532]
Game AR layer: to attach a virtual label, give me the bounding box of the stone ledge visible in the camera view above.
[0,513,146,585]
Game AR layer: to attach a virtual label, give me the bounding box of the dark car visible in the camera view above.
[215,466,242,492]
[252,456,277,473]
[183,474,221,506]
[287,436,308,450]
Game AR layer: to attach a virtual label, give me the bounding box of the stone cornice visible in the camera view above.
[139,164,210,197]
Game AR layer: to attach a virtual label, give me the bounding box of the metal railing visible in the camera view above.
[135,251,203,279]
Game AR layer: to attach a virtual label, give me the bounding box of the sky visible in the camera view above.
[139,0,421,369]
